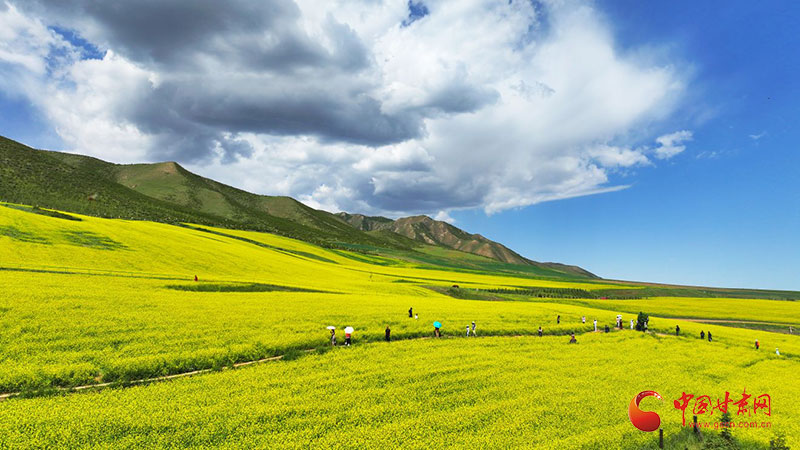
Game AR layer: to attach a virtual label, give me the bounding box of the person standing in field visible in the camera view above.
[345,331,352,346]
[330,329,336,346]
[707,331,712,342]
[466,325,470,337]
[755,339,759,350]
[385,326,391,342]
[776,348,780,356]
[471,321,476,336]
[414,314,418,320]
[630,319,634,330]
[538,326,543,337]
[409,307,413,318]
[194,275,198,281]
[593,319,597,332]
[434,326,440,338]
[582,316,586,324]
[676,325,681,336]
[557,315,560,324]
[700,331,705,340]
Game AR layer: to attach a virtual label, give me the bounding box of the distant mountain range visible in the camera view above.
[0,135,595,278]
[336,213,595,277]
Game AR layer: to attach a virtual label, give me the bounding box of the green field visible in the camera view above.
[1,204,799,448]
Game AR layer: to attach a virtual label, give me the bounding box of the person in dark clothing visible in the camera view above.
[755,339,759,350]
[194,275,198,282]
[707,331,712,342]
[569,333,577,344]
[345,332,352,346]
[676,325,680,336]
[434,326,440,338]
[557,315,561,324]
[700,331,705,340]
[604,325,610,333]
[385,326,391,342]
[538,326,543,337]
[408,307,413,318]
[330,329,336,346]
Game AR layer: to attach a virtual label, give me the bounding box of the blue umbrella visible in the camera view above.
[433,321,442,328]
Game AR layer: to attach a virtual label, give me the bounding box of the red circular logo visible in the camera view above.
[629,390,662,432]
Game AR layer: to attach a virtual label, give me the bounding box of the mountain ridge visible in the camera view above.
[0,135,595,278]
[336,212,596,278]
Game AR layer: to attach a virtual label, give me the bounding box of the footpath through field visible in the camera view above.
[0,331,564,401]
[2,320,795,401]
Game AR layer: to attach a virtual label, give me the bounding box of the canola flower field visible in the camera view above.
[1,204,799,448]
[560,297,800,327]
[1,334,797,449]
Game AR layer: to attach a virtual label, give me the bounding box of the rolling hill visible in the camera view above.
[0,135,594,278]
[0,136,415,250]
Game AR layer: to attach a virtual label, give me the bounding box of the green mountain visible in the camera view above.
[0,136,411,249]
[0,135,595,278]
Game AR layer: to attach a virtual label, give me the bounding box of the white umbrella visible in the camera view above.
[326,326,336,330]
[344,326,354,334]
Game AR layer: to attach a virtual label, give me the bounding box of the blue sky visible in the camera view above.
[0,0,797,290]
[452,0,800,289]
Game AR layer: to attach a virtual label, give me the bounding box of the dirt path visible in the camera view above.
[0,334,529,401]
[0,353,292,401]
[2,324,792,401]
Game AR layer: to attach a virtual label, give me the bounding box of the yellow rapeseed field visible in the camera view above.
[1,204,798,448]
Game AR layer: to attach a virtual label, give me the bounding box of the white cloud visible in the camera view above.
[42,51,156,162]
[0,3,74,98]
[2,0,691,217]
[696,150,719,159]
[748,131,766,140]
[587,145,652,168]
[653,130,692,160]
[433,210,455,224]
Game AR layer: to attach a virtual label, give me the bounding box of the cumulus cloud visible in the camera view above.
[1,0,691,216]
